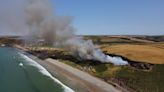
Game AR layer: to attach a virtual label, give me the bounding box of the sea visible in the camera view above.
[0,47,74,92]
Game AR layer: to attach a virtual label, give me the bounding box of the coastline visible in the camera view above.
[14,45,121,92]
[28,55,121,92]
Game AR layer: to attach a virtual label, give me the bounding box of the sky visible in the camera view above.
[0,0,163,36]
[52,0,164,35]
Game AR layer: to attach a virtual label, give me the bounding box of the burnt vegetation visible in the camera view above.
[28,49,154,71]
[27,48,164,92]
[106,53,154,71]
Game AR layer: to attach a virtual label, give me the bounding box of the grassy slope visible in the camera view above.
[62,60,164,92]
[115,64,164,92]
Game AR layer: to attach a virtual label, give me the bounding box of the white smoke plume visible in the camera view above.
[0,0,29,36]
[24,0,128,65]
[1,0,128,65]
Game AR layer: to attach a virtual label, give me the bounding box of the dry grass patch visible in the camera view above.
[102,44,164,64]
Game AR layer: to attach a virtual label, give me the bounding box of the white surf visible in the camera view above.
[18,52,75,92]
[19,62,24,67]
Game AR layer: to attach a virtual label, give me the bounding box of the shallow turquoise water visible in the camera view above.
[0,47,65,92]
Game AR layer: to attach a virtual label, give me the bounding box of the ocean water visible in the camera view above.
[0,47,74,92]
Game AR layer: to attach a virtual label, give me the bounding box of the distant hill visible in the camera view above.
[133,35,164,42]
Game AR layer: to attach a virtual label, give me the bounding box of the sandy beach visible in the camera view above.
[31,56,121,92]
[15,45,121,92]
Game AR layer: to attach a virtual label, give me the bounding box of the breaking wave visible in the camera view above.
[18,52,75,92]
[19,62,24,67]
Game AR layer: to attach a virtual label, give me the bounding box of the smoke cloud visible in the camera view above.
[0,0,29,36]
[1,0,128,65]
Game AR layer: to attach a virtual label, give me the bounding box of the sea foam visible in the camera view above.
[19,63,24,67]
[18,52,75,92]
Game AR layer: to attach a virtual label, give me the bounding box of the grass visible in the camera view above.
[28,35,164,92]
[61,59,164,92]
[59,40,164,92]
[101,44,164,64]
[84,35,164,64]
[115,64,164,92]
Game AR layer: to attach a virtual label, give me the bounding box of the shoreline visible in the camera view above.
[19,53,75,92]
[29,55,121,92]
[14,45,121,92]
[46,58,121,92]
